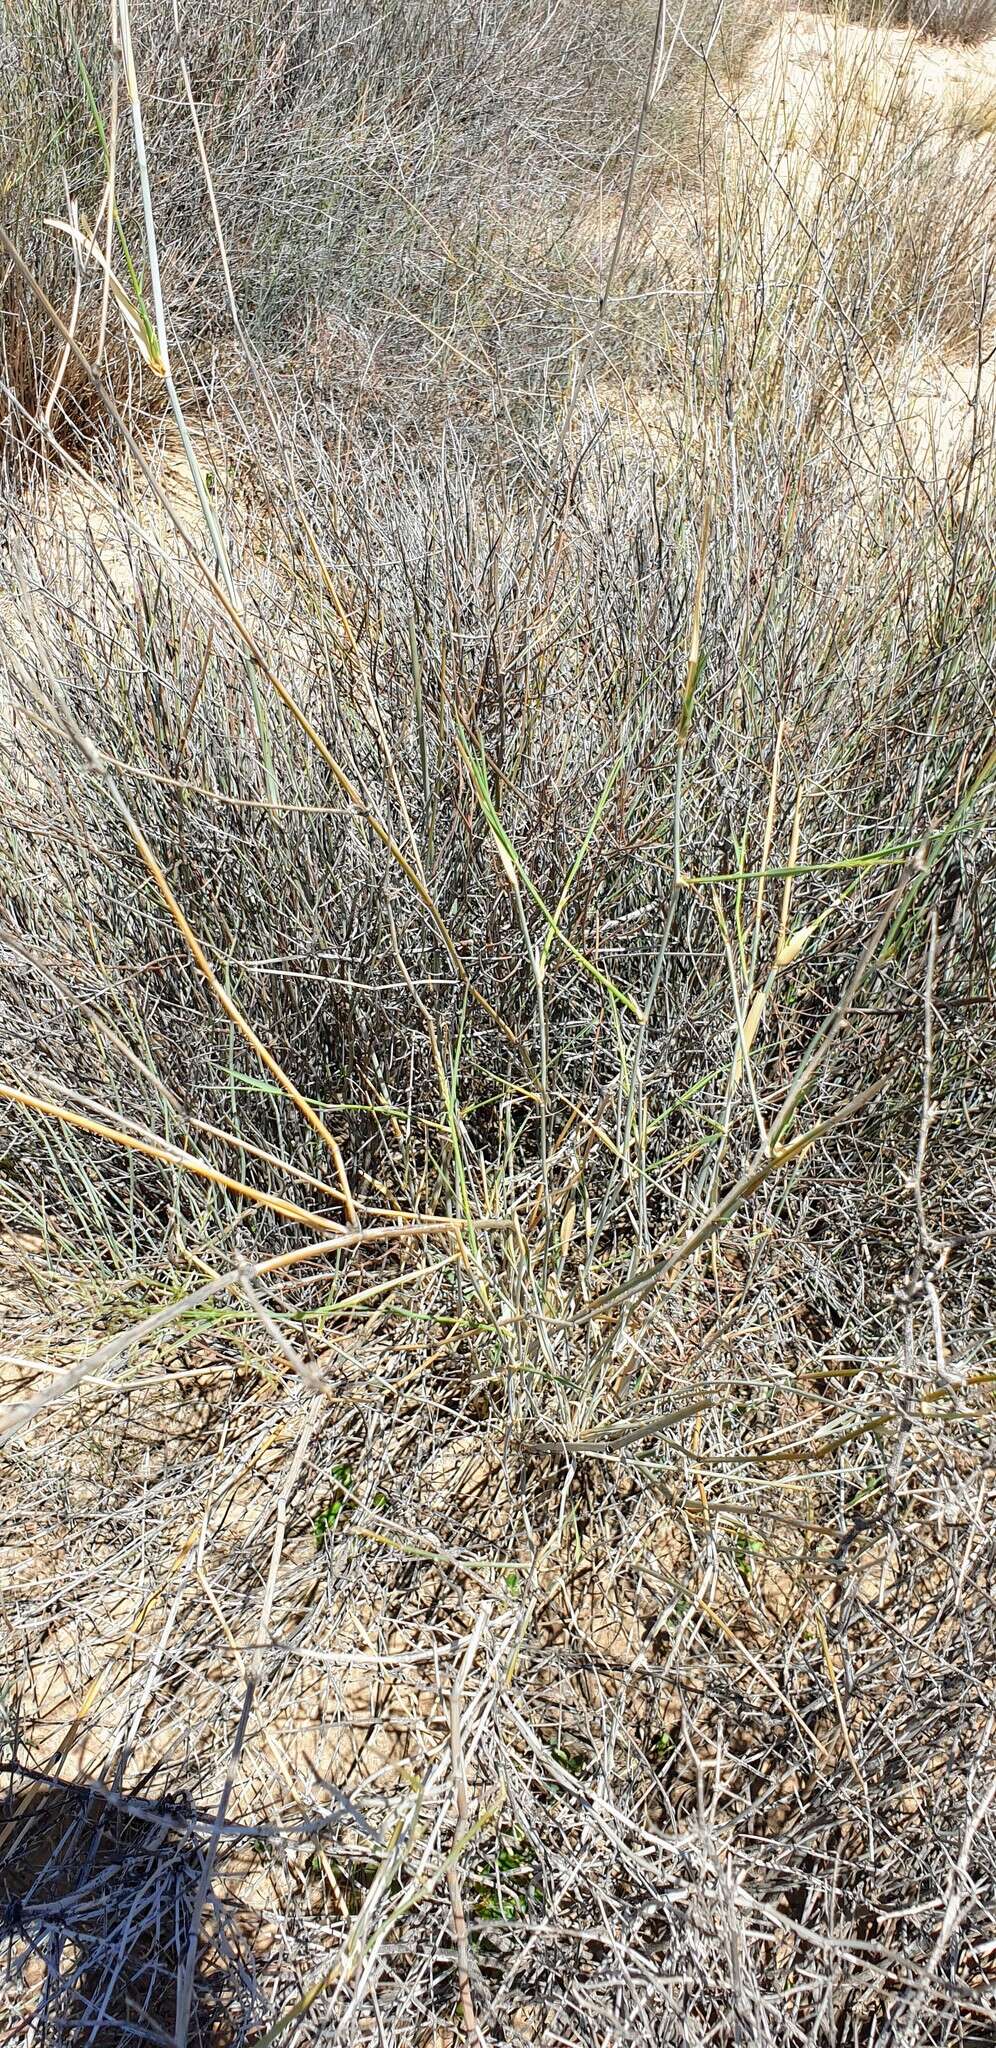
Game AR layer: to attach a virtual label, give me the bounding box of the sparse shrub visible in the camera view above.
[851,0,996,39]
[2,0,766,465]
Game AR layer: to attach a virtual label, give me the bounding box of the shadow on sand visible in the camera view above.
[1,1758,266,2046]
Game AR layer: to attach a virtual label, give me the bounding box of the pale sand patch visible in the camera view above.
[736,11,996,177]
[584,12,996,489]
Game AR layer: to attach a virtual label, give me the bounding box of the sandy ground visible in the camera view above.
[591,11,996,482]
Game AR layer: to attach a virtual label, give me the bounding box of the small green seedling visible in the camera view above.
[313,1462,354,1545]
[734,1528,765,1586]
[314,1465,389,1546]
[472,1832,541,1926]
[549,1743,587,1778]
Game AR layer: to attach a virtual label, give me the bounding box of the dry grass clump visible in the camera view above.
[1,0,762,465]
[1,0,108,464]
[851,0,996,42]
[2,1,996,2044]
[2,1233,994,2044]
